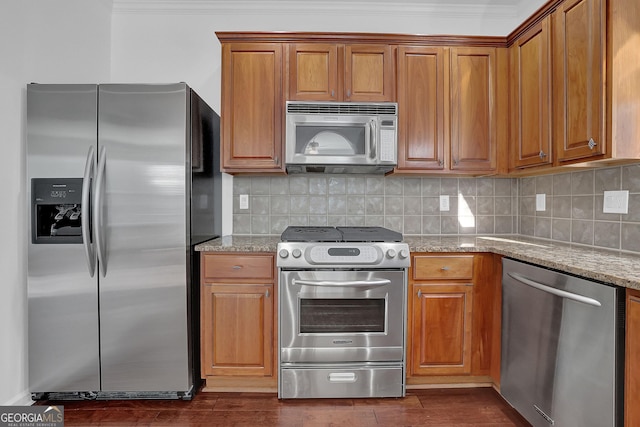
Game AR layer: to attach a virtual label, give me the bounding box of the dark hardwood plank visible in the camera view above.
[35,387,530,426]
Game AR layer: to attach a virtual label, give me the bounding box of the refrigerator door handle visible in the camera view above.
[94,145,108,276]
[81,146,96,277]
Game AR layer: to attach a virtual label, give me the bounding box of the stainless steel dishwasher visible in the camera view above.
[501,258,624,427]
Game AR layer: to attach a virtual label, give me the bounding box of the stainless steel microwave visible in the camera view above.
[285,101,398,174]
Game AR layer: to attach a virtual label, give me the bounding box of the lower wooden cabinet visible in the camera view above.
[200,252,277,391]
[626,289,640,426]
[408,253,501,386]
[201,283,274,377]
[412,283,473,375]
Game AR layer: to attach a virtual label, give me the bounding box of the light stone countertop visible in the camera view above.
[195,234,640,290]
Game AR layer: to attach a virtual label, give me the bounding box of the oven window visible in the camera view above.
[299,299,385,333]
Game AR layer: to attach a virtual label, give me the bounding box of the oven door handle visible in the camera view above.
[292,278,391,287]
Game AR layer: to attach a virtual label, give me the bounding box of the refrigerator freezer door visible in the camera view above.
[27,84,100,392]
[97,84,191,392]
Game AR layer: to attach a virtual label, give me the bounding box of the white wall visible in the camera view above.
[0,0,112,406]
[110,1,544,235]
[1,0,544,405]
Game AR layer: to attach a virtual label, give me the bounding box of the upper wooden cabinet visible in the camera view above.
[509,17,552,170]
[508,0,640,173]
[220,42,284,173]
[552,0,606,163]
[450,47,502,173]
[288,43,394,102]
[396,46,506,175]
[396,46,447,171]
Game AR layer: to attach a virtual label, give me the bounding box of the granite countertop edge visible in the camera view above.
[195,234,640,290]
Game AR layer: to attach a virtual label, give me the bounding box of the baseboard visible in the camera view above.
[2,390,34,406]
[202,376,277,393]
[406,375,494,388]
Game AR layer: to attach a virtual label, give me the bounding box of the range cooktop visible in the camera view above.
[280,226,403,243]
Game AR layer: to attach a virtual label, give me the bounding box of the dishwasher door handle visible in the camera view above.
[507,272,602,307]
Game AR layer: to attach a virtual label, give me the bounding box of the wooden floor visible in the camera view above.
[37,387,531,426]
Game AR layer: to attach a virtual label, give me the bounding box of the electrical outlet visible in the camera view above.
[603,190,629,214]
[536,194,546,211]
[239,194,249,210]
[440,195,450,212]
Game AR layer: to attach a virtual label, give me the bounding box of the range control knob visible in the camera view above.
[399,249,409,259]
[292,248,302,258]
[386,249,397,259]
[279,249,289,259]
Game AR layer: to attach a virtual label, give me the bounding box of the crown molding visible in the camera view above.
[112,0,521,19]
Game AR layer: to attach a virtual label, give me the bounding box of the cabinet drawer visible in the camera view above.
[203,253,274,281]
[413,255,474,280]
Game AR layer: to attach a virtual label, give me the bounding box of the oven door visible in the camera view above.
[279,269,406,364]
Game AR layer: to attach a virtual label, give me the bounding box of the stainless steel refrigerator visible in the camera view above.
[26,83,221,400]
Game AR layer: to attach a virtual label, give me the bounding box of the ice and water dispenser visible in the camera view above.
[31,178,84,244]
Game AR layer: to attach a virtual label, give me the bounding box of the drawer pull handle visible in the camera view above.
[232,265,242,270]
[265,289,270,298]
[441,266,450,271]
[417,290,422,298]
[328,372,356,383]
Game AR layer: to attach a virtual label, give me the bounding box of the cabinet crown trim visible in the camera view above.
[216,31,507,47]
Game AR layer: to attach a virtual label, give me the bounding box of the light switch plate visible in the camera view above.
[440,195,450,212]
[536,194,546,211]
[603,190,629,214]
[239,194,249,210]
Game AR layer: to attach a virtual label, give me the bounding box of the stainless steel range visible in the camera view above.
[277,226,410,399]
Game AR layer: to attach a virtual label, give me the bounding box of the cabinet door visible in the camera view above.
[411,284,473,375]
[396,47,447,170]
[626,289,640,426]
[450,47,498,172]
[202,283,274,377]
[345,44,395,102]
[552,0,605,162]
[288,43,340,101]
[510,17,552,169]
[221,43,284,172]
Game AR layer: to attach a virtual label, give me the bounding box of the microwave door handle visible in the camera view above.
[292,278,391,287]
[369,120,377,160]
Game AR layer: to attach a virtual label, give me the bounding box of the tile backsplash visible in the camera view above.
[232,164,640,254]
[233,175,519,236]
[518,164,640,253]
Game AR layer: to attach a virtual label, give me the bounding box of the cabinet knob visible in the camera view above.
[331,90,335,98]
[265,289,270,298]
[453,158,459,166]
[417,290,422,298]
[588,138,597,150]
[539,150,547,159]
[438,159,444,167]
[346,89,351,98]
